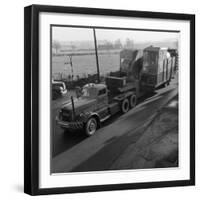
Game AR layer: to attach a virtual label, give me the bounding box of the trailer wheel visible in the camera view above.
[129,94,137,108]
[121,98,129,114]
[85,117,97,136]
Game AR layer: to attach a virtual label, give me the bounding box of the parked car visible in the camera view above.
[52,80,67,100]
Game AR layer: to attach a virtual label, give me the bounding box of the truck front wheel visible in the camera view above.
[85,117,97,136]
[121,98,130,114]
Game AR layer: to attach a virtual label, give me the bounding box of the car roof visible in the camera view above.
[83,83,106,90]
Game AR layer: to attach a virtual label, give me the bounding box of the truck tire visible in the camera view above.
[121,98,129,114]
[129,94,137,108]
[85,117,97,136]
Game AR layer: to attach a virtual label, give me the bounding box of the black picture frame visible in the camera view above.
[24,4,195,195]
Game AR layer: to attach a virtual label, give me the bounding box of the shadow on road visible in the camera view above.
[52,128,87,157]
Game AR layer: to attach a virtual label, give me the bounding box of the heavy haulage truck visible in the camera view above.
[57,46,177,136]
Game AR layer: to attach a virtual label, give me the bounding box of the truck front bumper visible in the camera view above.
[56,116,84,130]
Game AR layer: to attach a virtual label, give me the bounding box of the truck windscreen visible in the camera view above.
[82,87,97,99]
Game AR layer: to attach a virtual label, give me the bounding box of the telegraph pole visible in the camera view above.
[93,28,100,83]
[65,54,73,81]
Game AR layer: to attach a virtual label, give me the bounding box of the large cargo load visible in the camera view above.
[140,46,175,90]
[106,49,143,96]
[168,48,178,76]
[120,49,143,82]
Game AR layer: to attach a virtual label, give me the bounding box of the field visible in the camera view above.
[52,51,120,80]
[52,40,178,80]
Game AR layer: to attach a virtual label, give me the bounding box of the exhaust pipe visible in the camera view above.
[71,96,76,120]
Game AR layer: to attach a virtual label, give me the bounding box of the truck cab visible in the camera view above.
[57,83,110,136]
[57,80,137,136]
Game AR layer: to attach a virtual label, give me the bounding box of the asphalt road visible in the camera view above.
[52,76,178,160]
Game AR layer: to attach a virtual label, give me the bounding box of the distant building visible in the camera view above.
[59,45,76,52]
[98,43,114,50]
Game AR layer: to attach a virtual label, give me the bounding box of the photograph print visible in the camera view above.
[51,25,179,174]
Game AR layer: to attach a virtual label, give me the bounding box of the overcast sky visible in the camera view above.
[52,26,179,43]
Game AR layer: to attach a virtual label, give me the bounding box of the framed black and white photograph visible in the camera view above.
[24,4,195,195]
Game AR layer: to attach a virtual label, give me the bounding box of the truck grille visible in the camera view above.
[61,109,72,121]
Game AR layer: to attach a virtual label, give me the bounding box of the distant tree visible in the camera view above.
[98,40,114,51]
[70,42,76,51]
[52,40,61,54]
[71,45,76,50]
[174,40,178,49]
